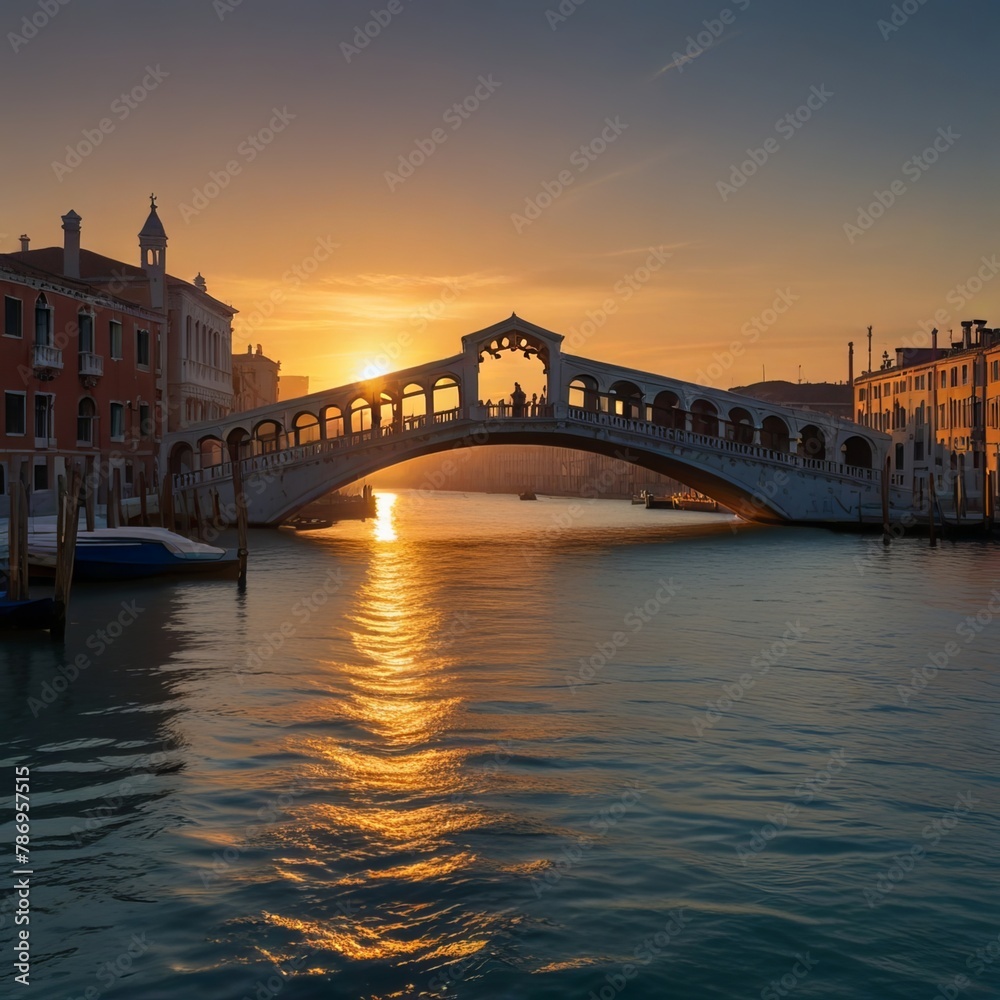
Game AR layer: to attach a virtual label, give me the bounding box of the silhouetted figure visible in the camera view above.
[511,382,526,418]
[531,392,538,416]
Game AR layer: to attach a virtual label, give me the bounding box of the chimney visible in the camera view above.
[847,341,854,387]
[19,234,30,252]
[961,320,973,350]
[193,272,207,292]
[61,210,81,278]
[973,319,987,346]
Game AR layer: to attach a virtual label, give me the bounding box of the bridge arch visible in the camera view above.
[651,390,683,429]
[609,380,644,419]
[433,375,461,416]
[322,405,345,439]
[760,415,790,452]
[728,406,755,444]
[691,399,719,437]
[253,418,283,454]
[798,424,826,461]
[293,410,322,445]
[569,375,601,412]
[841,435,873,468]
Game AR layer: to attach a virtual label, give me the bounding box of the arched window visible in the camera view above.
[691,399,719,437]
[77,397,96,444]
[253,419,282,454]
[651,390,683,429]
[35,294,53,346]
[349,397,371,434]
[728,407,755,444]
[761,416,790,452]
[569,375,600,411]
[798,424,826,461]
[841,436,873,468]
[322,405,344,439]
[293,412,321,445]
[432,376,460,415]
[609,380,643,419]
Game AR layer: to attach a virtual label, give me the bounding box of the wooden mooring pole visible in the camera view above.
[52,467,82,640]
[881,456,892,546]
[928,474,938,548]
[230,450,249,589]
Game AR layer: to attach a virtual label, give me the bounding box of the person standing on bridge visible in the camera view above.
[512,382,526,418]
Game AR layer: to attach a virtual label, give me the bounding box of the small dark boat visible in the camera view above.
[283,515,335,531]
[519,491,538,501]
[671,493,721,512]
[643,494,672,509]
[0,594,55,631]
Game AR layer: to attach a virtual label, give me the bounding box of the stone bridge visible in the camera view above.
[163,315,902,527]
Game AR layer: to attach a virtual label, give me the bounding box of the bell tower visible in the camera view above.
[139,193,168,310]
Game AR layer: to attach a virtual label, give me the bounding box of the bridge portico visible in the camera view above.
[164,314,899,527]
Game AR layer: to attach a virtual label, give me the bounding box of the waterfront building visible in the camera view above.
[232,344,280,411]
[0,238,164,502]
[11,201,236,436]
[852,319,1000,506]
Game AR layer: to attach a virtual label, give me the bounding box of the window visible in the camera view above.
[155,331,162,372]
[0,463,5,496]
[109,320,123,359]
[992,360,999,382]
[858,388,866,401]
[34,394,52,440]
[34,294,53,345]
[136,328,150,368]
[78,312,95,353]
[4,296,22,338]
[77,397,96,444]
[895,443,905,471]
[4,392,25,435]
[940,371,947,389]
[962,364,969,385]
[33,463,48,492]
[950,367,958,387]
[138,402,151,438]
[110,402,125,440]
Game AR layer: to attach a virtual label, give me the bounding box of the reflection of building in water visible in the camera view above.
[368,445,685,499]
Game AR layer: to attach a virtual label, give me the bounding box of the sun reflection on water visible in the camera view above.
[372,491,397,542]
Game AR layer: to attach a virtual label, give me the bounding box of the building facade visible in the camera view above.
[232,344,280,411]
[0,254,164,500]
[852,319,1000,506]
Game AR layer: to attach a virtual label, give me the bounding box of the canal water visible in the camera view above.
[1,490,998,1000]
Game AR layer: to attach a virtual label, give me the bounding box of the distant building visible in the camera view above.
[232,344,280,411]
[852,319,1000,503]
[278,374,310,401]
[730,380,853,421]
[11,200,237,433]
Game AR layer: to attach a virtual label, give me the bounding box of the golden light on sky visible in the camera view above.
[3,2,997,393]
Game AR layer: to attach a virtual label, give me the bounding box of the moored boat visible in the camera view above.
[26,525,239,581]
[670,493,721,512]
[519,491,538,501]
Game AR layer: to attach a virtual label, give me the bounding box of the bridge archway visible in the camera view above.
[169,441,195,476]
[691,399,719,437]
[198,435,224,470]
[433,376,461,416]
[322,405,344,440]
[293,411,321,445]
[569,375,601,412]
[798,424,826,461]
[610,380,644,419]
[227,427,251,462]
[760,416,790,452]
[651,390,683,429]
[841,435,873,468]
[728,407,755,444]
[253,419,282,454]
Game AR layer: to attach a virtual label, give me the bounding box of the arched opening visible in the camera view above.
[798,424,826,461]
[226,427,251,462]
[432,376,461,417]
[728,407,755,444]
[198,435,224,470]
[76,397,96,445]
[691,399,719,437]
[293,411,321,445]
[651,390,683,429]
[609,380,644,419]
[760,416,790,452]
[841,435,873,468]
[349,397,371,434]
[35,293,53,346]
[569,375,600,412]
[169,442,195,476]
[401,383,427,429]
[253,419,282,454]
[322,405,344,439]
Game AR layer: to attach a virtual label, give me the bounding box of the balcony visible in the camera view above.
[79,351,104,376]
[33,342,63,379]
[79,351,104,387]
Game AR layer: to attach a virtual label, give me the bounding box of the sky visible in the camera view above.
[2,0,998,400]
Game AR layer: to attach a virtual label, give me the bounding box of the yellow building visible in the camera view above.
[853,319,1000,509]
[231,344,279,411]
